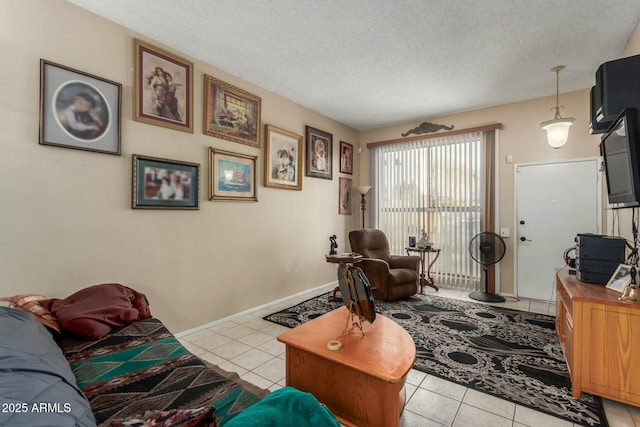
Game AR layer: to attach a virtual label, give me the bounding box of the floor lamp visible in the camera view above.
[355,186,371,229]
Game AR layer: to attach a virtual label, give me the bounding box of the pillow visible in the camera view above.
[41,283,151,340]
[0,306,96,426]
[0,294,62,334]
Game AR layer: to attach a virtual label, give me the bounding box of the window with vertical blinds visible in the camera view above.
[370,131,483,290]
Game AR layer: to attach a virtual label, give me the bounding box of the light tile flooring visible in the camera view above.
[177,286,640,427]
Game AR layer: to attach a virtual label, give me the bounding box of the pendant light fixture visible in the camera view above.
[540,65,575,149]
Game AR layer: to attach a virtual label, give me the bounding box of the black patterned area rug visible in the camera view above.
[264,292,607,426]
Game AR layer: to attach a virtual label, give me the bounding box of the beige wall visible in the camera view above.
[0,0,360,332]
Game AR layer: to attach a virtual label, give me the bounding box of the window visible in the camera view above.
[370,131,484,289]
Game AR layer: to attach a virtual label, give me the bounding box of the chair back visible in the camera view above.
[349,229,391,262]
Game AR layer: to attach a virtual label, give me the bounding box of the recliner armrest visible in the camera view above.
[358,257,390,271]
[389,255,420,271]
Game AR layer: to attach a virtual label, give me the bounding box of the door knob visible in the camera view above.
[519,220,525,225]
[520,236,531,242]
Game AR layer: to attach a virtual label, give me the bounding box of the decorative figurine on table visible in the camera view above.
[329,234,338,255]
[417,230,432,250]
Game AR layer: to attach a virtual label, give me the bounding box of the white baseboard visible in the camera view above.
[175,280,337,338]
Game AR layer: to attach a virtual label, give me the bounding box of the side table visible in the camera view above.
[327,253,368,302]
[405,246,440,292]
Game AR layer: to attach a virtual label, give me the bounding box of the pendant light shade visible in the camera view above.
[540,65,575,149]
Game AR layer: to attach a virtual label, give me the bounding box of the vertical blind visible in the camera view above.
[370,131,483,290]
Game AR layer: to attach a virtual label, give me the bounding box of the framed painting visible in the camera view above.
[132,154,200,210]
[340,141,353,174]
[203,74,262,148]
[339,177,352,215]
[264,124,303,190]
[305,126,333,179]
[133,39,193,133]
[606,263,633,293]
[39,60,121,155]
[209,148,257,201]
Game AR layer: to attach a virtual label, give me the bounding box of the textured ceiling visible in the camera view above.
[66,0,640,131]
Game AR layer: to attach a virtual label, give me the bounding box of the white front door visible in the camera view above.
[515,159,601,301]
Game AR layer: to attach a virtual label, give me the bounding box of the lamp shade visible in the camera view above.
[355,186,371,195]
[541,118,574,148]
[540,65,575,149]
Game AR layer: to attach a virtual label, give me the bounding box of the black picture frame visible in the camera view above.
[132,154,200,210]
[305,126,333,180]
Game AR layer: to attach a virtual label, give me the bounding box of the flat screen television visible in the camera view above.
[601,107,640,208]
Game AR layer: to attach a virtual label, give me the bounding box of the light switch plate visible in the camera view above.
[500,228,510,238]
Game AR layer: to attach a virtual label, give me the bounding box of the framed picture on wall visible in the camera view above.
[203,74,262,148]
[339,177,352,215]
[605,263,633,293]
[39,60,122,155]
[264,124,303,190]
[132,154,200,209]
[340,141,353,174]
[305,126,333,179]
[209,148,258,201]
[133,39,194,133]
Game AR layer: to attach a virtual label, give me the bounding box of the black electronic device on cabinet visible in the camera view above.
[574,233,626,284]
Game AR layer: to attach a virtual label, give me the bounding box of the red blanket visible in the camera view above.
[42,283,151,339]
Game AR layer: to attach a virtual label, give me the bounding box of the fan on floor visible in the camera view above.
[468,231,506,302]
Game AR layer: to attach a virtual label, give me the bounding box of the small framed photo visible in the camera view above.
[606,264,633,293]
[340,141,353,174]
[133,39,193,133]
[339,177,352,215]
[132,155,200,210]
[203,74,262,148]
[305,126,333,179]
[264,125,303,191]
[209,148,257,202]
[39,60,121,155]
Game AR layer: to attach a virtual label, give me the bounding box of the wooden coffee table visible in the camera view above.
[277,306,416,427]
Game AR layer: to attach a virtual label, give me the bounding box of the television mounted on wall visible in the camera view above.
[601,107,640,209]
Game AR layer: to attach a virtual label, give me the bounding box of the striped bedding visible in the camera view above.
[57,318,266,426]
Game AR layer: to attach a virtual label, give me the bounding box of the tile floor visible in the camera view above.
[177,286,640,427]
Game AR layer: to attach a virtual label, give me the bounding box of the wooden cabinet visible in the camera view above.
[555,269,640,406]
[278,306,416,427]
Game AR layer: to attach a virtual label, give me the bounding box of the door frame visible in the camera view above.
[512,157,602,298]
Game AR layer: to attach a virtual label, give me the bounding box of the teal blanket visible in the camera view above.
[224,387,339,427]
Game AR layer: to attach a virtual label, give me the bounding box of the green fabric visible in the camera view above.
[70,337,189,388]
[223,387,340,427]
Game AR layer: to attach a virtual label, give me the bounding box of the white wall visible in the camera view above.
[0,0,360,332]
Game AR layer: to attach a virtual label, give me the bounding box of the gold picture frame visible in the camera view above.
[203,74,262,148]
[209,148,258,202]
[264,125,303,191]
[133,39,194,133]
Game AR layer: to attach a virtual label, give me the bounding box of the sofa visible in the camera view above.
[0,284,340,427]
